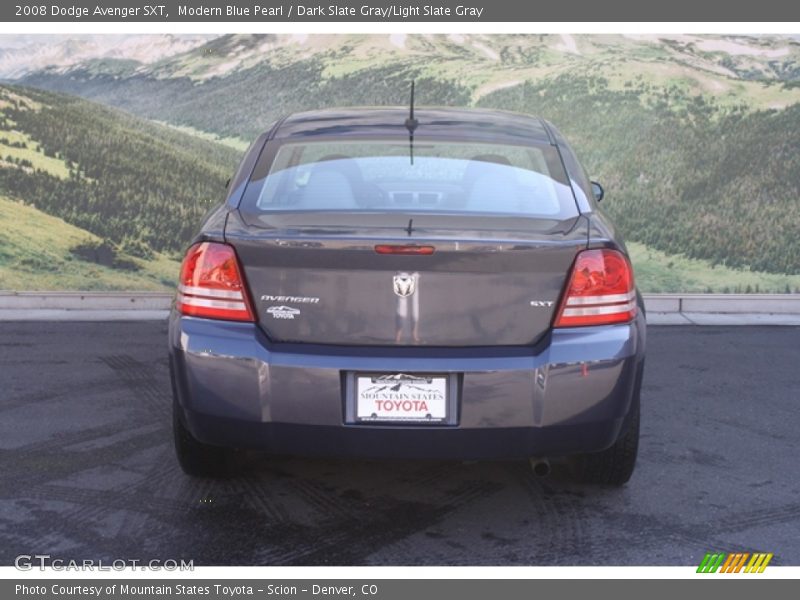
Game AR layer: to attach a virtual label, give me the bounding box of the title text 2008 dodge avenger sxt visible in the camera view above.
[168,107,646,485]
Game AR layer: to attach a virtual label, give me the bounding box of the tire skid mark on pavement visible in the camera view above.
[509,464,594,564]
[2,433,166,502]
[132,499,306,566]
[0,379,122,414]
[500,462,752,566]
[707,416,789,442]
[56,444,180,529]
[275,480,503,565]
[243,479,498,565]
[108,453,186,547]
[713,502,800,534]
[1,429,170,506]
[170,472,218,507]
[0,484,189,561]
[579,508,772,563]
[53,413,182,550]
[283,477,364,523]
[0,499,184,565]
[2,359,71,367]
[255,523,358,565]
[56,489,127,533]
[101,354,171,418]
[147,461,188,495]
[231,476,293,525]
[16,484,190,517]
[5,424,127,460]
[641,447,729,468]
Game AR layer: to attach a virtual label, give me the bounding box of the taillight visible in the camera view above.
[176,242,255,322]
[554,249,637,328]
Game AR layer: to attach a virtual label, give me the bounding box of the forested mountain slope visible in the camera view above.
[0,84,240,255]
[18,34,800,274]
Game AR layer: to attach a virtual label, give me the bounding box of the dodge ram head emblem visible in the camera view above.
[393,273,416,297]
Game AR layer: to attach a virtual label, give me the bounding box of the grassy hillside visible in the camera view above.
[0,194,177,291]
[19,34,800,277]
[627,242,800,294]
[0,84,241,256]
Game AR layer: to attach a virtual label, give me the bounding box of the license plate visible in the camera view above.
[355,373,448,422]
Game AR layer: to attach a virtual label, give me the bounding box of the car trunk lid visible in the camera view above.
[226,211,588,347]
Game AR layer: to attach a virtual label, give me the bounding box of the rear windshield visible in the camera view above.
[241,139,579,218]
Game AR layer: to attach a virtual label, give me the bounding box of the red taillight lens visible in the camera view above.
[176,242,255,322]
[554,249,637,328]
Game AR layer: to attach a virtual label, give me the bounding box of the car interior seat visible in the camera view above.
[299,155,360,208]
[464,154,520,212]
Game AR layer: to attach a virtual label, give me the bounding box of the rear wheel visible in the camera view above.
[572,363,642,486]
[173,400,236,478]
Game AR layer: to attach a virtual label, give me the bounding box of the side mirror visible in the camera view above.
[591,181,604,202]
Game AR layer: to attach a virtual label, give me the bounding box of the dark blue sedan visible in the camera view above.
[168,107,646,485]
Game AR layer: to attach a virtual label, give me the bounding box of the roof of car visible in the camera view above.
[272,107,554,145]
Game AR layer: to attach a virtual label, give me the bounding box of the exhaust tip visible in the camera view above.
[530,458,551,477]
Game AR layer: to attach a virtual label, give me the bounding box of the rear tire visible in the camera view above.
[572,363,642,486]
[173,400,236,478]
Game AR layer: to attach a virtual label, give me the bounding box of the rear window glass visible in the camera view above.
[241,139,578,218]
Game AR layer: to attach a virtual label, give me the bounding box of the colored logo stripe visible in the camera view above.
[697,552,773,573]
[697,553,726,573]
[745,553,773,573]
[720,553,749,573]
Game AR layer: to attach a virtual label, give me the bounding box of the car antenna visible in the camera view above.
[405,80,418,165]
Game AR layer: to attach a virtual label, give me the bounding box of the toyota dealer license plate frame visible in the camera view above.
[346,372,459,425]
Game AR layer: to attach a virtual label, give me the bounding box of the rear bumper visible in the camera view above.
[168,312,646,460]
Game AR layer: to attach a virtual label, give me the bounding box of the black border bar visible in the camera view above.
[3,1,800,22]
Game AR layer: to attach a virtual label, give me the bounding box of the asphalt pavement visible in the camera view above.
[1,322,798,566]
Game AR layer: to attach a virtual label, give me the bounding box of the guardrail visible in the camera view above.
[641,294,800,315]
[0,291,172,310]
